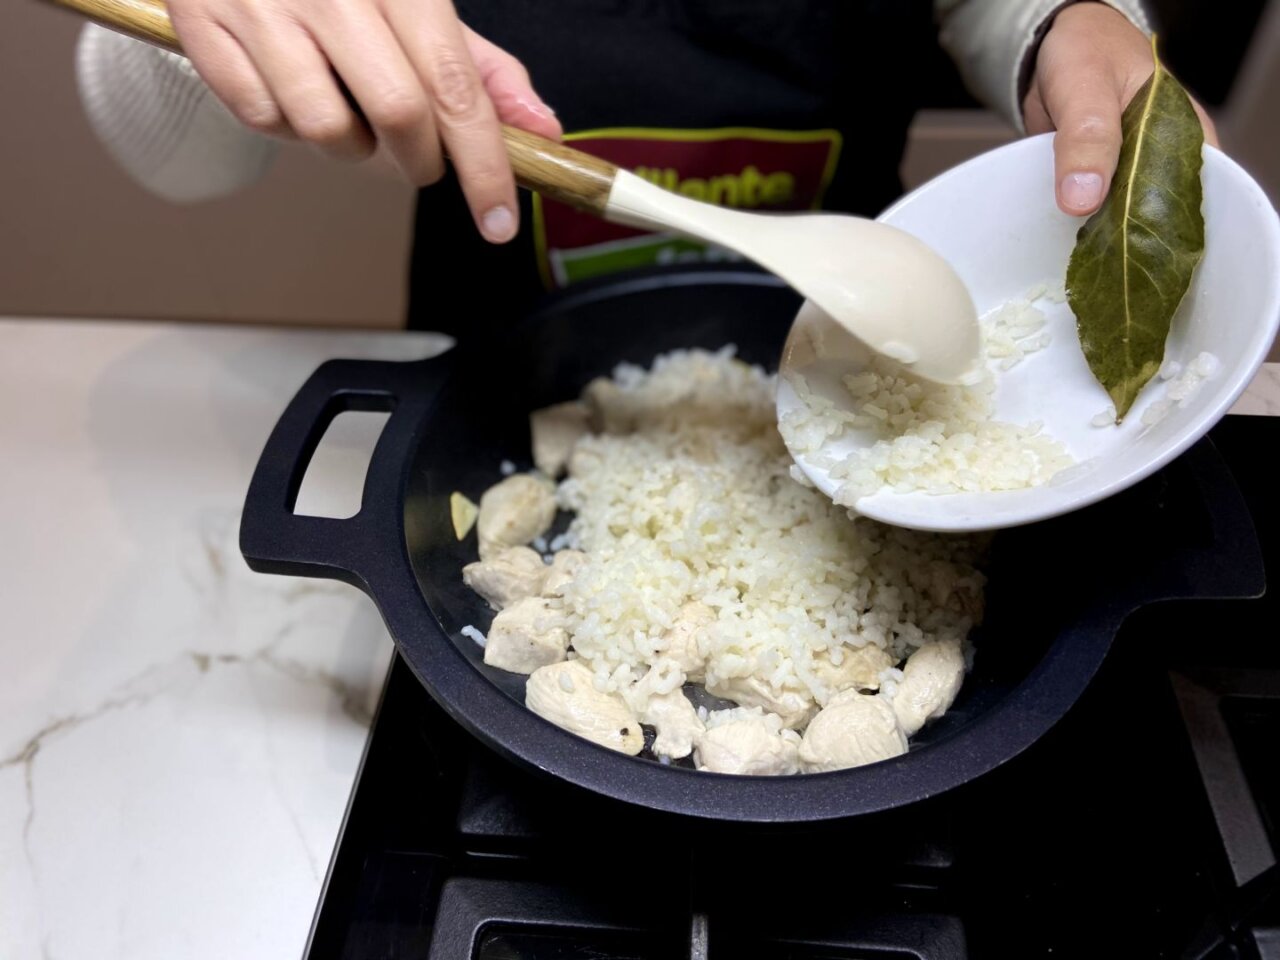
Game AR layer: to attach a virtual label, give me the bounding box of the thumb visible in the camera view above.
[1034,34,1126,217]
[463,28,563,142]
[1041,63,1125,216]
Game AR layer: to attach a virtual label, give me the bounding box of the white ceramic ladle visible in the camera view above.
[500,126,983,385]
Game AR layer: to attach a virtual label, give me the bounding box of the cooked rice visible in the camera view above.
[877,666,906,701]
[555,348,985,717]
[779,294,1073,505]
[1141,351,1220,426]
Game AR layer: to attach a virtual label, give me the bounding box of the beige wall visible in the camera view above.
[0,1,413,328]
[1,0,1276,364]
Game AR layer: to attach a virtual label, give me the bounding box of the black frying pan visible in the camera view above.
[239,268,1263,823]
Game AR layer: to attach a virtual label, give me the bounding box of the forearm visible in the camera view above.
[935,0,1152,130]
[75,24,278,202]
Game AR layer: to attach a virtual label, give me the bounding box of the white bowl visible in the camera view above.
[778,133,1280,532]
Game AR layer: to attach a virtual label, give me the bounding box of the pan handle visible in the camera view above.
[239,355,448,591]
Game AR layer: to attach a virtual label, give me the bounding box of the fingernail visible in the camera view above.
[516,95,556,120]
[1061,172,1104,211]
[482,205,516,242]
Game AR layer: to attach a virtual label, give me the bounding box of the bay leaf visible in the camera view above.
[1066,38,1205,421]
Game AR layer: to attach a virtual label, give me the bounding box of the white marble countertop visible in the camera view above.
[0,319,449,960]
[0,318,1277,960]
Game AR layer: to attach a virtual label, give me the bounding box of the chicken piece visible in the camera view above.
[477,474,556,560]
[462,546,547,610]
[705,674,815,730]
[659,601,713,683]
[812,643,894,695]
[582,377,635,434]
[695,714,800,776]
[541,549,586,597]
[892,640,966,737]
[530,402,592,478]
[799,690,907,773]
[525,660,644,755]
[483,596,569,674]
[566,441,602,479]
[624,659,704,760]
[646,691,704,759]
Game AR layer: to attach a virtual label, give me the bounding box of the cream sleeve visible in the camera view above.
[935,0,1153,130]
[75,24,278,202]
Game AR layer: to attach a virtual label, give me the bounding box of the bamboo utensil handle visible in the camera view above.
[50,0,180,49]
[500,126,615,215]
[45,0,620,215]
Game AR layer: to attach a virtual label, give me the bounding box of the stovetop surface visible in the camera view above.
[307,417,1280,960]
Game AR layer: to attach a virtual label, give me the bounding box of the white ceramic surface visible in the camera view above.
[0,320,449,960]
[779,134,1280,532]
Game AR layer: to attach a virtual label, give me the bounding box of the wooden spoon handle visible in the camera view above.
[50,0,180,49]
[45,0,619,215]
[502,126,615,215]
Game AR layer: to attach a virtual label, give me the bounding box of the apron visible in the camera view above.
[406,0,935,335]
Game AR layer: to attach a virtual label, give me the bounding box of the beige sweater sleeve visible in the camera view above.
[75,24,277,202]
[936,0,1153,131]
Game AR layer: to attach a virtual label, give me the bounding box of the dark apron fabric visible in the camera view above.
[407,0,935,334]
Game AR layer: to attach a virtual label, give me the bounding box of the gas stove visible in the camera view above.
[305,416,1279,960]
